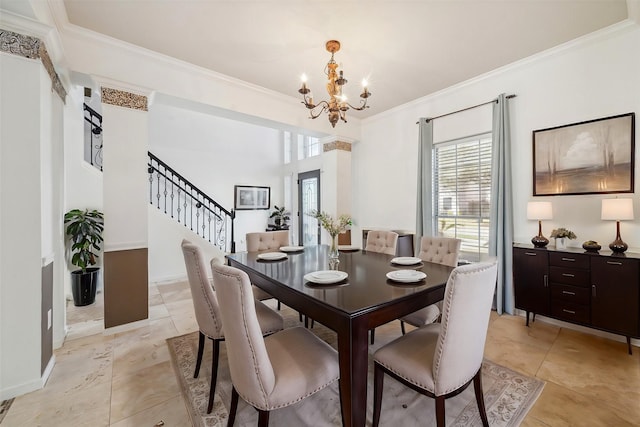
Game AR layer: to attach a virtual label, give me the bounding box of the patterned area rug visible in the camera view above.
[167,307,544,427]
[0,399,14,424]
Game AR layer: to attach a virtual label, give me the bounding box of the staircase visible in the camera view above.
[147,152,236,253]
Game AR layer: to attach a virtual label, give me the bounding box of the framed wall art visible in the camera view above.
[234,185,270,210]
[533,112,635,196]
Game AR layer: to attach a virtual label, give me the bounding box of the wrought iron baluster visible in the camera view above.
[170,172,175,218]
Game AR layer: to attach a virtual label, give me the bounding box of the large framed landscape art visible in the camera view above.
[533,113,635,196]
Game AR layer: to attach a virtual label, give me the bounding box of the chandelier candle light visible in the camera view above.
[527,201,553,248]
[298,40,371,128]
[601,198,634,253]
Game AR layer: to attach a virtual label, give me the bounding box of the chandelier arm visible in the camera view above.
[308,101,330,119]
[345,99,369,111]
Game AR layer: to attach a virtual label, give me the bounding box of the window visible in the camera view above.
[283,131,291,164]
[433,133,492,261]
[297,135,321,160]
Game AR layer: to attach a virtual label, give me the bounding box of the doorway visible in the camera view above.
[298,170,320,246]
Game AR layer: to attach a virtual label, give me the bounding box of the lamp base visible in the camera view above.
[609,238,628,253]
[531,235,549,248]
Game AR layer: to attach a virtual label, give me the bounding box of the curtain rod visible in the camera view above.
[416,94,517,124]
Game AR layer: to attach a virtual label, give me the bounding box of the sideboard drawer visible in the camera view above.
[551,284,590,305]
[549,266,589,287]
[552,301,590,324]
[549,252,589,269]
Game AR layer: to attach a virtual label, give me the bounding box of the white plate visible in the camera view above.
[338,245,360,252]
[304,270,348,284]
[386,269,427,283]
[257,252,287,261]
[279,246,304,252]
[391,257,422,266]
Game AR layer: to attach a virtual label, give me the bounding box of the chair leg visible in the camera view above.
[299,312,303,322]
[473,369,489,427]
[257,409,270,427]
[435,396,446,427]
[194,331,205,378]
[277,300,281,310]
[370,328,375,345]
[400,321,406,335]
[207,339,220,414]
[372,363,385,427]
[227,386,239,427]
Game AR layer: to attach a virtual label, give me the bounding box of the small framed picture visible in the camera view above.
[234,185,270,210]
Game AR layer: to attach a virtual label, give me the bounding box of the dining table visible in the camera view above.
[226,244,454,427]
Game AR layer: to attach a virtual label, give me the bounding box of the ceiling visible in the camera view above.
[58,1,629,118]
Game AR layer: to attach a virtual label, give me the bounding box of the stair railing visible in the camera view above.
[147,152,235,253]
[83,103,103,171]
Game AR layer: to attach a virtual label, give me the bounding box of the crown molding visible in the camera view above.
[363,20,639,125]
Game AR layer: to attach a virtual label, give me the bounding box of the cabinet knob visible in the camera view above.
[543,274,548,287]
[592,284,597,297]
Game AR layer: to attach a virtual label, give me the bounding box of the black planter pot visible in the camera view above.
[71,267,99,306]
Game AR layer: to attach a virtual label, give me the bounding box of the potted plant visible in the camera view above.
[550,227,576,250]
[269,205,290,228]
[64,208,104,306]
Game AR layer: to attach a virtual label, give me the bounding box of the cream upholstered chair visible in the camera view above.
[365,230,399,256]
[181,240,284,414]
[372,261,498,427]
[246,231,290,308]
[210,261,341,427]
[399,236,461,334]
[366,230,399,344]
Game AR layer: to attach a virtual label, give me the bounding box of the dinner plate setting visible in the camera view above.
[338,245,360,252]
[256,252,288,261]
[386,269,427,283]
[279,246,305,253]
[390,256,422,266]
[304,270,348,285]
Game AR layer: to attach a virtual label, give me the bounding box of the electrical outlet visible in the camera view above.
[47,309,52,330]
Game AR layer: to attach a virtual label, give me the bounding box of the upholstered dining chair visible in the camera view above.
[365,230,399,344]
[399,236,461,334]
[246,230,290,309]
[365,230,399,256]
[180,240,284,414]
[210,261,341,427]
[372,261,498,427]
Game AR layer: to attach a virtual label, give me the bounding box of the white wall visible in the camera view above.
[355,22,640,252]
[0,53,45,399]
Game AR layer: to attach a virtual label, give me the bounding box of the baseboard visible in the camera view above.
[513,309,639,347]
[0,355,56,400]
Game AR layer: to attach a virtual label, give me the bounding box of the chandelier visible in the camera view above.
[298,40,371,128]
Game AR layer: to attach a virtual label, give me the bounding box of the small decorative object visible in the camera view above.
[527,201,553,247]
[269,205,290,228]
[550,227,576,250]
[601,198,634,253]
[310,210,353,260]
[64,209,104,306]
[582,240,602,252]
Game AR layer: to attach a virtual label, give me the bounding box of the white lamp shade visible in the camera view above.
[601,198,634,221]
[527,201,553,220]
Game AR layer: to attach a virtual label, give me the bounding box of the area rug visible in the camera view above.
[167,307,544,427]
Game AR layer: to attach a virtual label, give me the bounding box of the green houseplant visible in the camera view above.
[64,209,104,306]
[269,205,291,228]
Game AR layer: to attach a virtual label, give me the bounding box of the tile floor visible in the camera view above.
[3,280,639,426]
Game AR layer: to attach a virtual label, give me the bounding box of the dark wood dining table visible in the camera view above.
[226,245,454,427]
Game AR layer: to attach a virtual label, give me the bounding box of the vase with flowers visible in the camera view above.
[310,210,353,260]
[550,227,576,250]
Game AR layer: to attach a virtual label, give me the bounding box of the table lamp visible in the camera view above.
[527,201,553,247]
[601,198,634,253]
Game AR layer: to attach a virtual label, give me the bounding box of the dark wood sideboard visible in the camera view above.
[513,243,640,354]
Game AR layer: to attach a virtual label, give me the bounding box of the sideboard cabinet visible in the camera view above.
[513,243,640,354]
